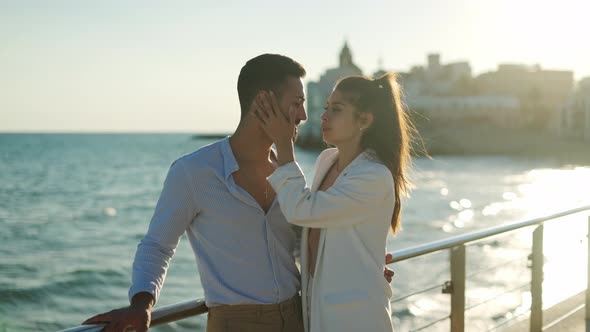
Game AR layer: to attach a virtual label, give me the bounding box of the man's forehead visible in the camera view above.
[282,77,305,98]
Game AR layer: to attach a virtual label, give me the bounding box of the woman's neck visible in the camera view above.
[335,141,363,172]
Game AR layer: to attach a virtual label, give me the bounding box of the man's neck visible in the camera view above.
[229,120,274,163]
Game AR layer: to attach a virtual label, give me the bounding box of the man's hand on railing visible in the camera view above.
[82,292,154,332]
[384,253,395,283]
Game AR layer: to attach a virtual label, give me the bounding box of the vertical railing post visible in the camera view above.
[450,245,466,332]
[530,224,544,332]
[586,216,590,327]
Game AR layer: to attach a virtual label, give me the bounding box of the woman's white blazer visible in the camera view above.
[268,148,395,332]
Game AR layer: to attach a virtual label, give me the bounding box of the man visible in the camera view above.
[83,54,393,332]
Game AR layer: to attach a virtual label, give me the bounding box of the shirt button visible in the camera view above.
[343,173,347,176]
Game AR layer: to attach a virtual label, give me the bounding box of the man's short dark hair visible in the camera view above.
[237,54,306,118]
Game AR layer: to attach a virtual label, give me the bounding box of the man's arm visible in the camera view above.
[82,292,154,332]
[130,292,155,311]
[82,159,199,330]
[128,158,200,304]
[384,253,395,283]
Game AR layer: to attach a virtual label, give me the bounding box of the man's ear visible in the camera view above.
[248,90,266,115]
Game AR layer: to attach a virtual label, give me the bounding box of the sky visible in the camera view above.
[1,0,588,133]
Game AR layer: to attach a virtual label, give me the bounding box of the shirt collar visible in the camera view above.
[221,137,282,180]
[220,136,239,181]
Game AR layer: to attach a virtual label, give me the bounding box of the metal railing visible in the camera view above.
[60,205,590,332]
[59,299,208,332]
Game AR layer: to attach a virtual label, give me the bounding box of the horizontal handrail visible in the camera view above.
[59,205,590,332]
[59,299,208,332]
[391,205,590,262]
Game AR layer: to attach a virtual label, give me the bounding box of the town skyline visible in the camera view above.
[2,0,588,133]
[4,45,587,134]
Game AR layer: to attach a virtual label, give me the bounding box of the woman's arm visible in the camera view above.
[268,161,394,228]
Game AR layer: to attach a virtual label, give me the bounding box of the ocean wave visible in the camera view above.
[0,268,128,307]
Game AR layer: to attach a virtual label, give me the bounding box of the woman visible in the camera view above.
[255,73,414,332]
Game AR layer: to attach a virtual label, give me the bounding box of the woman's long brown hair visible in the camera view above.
[335,73,416,234]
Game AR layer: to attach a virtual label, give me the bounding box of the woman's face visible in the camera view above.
[321,89,364,146]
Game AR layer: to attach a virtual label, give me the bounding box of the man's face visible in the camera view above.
[277,77,307,139]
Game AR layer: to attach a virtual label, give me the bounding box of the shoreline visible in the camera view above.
[296,122,590,166]
[416,122,590,165]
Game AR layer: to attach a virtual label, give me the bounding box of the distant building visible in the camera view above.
[475,64,574,129]
[394,54,521,127]
[559,77,590,141]
[399,53,474,97]
[410,95,521,127]
[297,47,578,147]
[298,42,363,146]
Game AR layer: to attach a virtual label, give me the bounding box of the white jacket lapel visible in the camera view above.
[311,149,338,191]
